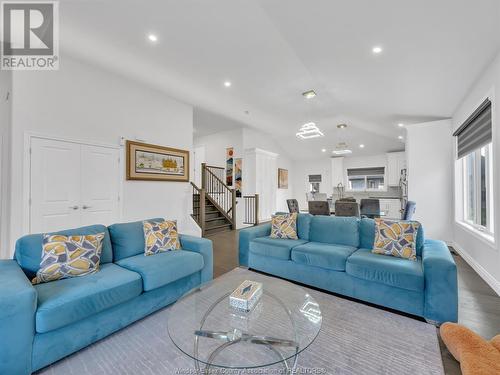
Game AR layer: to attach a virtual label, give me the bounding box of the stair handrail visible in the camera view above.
[190,182,206,235]
[202,163,236,229]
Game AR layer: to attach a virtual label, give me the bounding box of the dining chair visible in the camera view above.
[334,201,360,218]
[360,199,381,219]
[402,201,417,220]
[308,201,331,216]
[287,199,300,213]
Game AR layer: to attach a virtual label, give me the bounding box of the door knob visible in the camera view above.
[82,205,91,209]
[69,206,79,210]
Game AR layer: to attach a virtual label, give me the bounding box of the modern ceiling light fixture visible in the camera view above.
[332,142,352,155]
[372,46,383,54]
[337,123,347,129]
[296,122,324,139]
[147,34,158,42]
[302,90,317,99]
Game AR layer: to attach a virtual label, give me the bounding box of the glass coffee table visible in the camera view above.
[168,268,322,374]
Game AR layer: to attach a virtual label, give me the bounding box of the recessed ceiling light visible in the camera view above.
[398,135,404,140]
[224,81,232,87]
[337,123,347,129]
[302,90,317,99]
[372,46,383,54]
[321,148,326,152]
[147,34,158,42]
[359,144,365,148]
[398,123,405,127]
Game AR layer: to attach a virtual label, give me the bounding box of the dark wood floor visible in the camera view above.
[206,230,500,375]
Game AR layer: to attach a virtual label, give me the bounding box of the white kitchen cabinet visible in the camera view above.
[386,152,406,186]
[331,157,344,188]
[379,199,402,219]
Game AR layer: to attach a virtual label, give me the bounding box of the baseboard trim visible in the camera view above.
[451,242,500,296]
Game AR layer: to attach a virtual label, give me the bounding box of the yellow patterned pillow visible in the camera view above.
[143,219,181,256]
[32,233,105,285]
[270,213,298,239]
[372,218,420,261]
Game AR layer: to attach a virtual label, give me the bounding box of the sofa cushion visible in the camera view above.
[360,218,424,257]
[291,242,357,271]
[346,248,424,292]
[116,250,204,292]
[34,263,142,333]
[309,216,360,247]
[108,218,163,261]
[15,225,113,279]
[249,237,307,260]
[297,213,312,241]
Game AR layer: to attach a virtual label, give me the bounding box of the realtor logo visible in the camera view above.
[1,1,59,70]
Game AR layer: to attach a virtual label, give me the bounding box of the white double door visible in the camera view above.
[30,137,120,233]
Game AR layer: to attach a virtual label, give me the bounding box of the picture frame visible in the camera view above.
[126,140,190,182]
[278,168,288,189]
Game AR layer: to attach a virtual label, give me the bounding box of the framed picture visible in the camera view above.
[226,147,234,186]
[234,158,242,197]
[126,140,189,182]
[278,168,288,189]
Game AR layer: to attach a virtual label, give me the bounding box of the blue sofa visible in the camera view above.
[0,219,213,375]
[239,214,457,325]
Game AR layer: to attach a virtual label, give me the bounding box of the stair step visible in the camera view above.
[205,216,227,222]
[205,222,232,230]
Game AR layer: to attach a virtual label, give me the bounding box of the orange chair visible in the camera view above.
[440,322,500,375]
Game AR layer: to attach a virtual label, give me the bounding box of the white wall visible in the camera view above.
[0,70,12,258]
[292,158,332,210]
[406,120,453,242]
[8,55,198,256]
[451,52,500,294]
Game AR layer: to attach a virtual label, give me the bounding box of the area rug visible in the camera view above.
[36,268,444,375]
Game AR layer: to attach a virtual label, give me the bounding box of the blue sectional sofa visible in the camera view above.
[239,214,457,325]
[0,219,213,375]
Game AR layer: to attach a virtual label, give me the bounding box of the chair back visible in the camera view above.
[360,199,380,219]
[338,197,356,202]
[335,201,360,218]
[308,201,331,216]
[403,201,416,220]
[287,199,300,213]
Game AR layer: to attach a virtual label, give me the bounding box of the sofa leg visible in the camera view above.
[425,319,441,327]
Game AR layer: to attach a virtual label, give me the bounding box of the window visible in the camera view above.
[462,143,493,233]
[347,167,385,191]
[309,174,322,193]
[454,98,493,235]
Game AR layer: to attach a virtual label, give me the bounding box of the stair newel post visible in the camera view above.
[254,194,260,226]
[201,163,207,190]
[231,188,237,230]
[200,188,206,236]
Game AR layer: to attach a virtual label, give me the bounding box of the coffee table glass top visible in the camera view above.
[167,268,322,369]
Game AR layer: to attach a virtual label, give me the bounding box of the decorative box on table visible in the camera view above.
[229,280,263,312]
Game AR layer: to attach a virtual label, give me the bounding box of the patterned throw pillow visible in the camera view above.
[372,218,420,261]
[32,233,105,285]
[270,213,298,239]
[143,219,181,256]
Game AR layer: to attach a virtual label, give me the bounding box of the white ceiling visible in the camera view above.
[59,0,500,160]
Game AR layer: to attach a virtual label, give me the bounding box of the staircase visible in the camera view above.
[191,163,259,237]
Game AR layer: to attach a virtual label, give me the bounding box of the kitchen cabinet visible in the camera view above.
[380,199,402,219]
[386,152,406,187]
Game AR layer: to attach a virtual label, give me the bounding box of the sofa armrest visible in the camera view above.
[238,223,272,267]
[422,239,458,324]
[0,260,37,375]
[179,235,213,284]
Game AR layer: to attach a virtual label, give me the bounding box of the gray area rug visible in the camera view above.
[37,268,444,375]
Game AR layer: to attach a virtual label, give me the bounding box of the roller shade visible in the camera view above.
[347,167,385,176]
[453,99,492,159]
[309,174,322,182]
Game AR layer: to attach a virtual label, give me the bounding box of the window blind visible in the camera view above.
[308,174,322,182]
[347,167,385,176]
[453,99,492,159]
